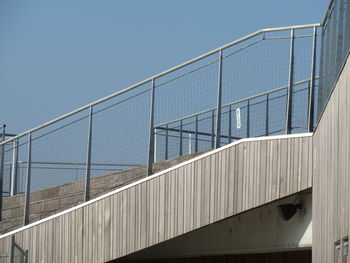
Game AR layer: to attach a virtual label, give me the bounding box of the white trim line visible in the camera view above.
[0,132,313,239]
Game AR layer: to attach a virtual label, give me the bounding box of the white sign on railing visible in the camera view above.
[236,108,241,129]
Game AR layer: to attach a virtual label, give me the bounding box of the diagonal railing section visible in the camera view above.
[0,24,320,228]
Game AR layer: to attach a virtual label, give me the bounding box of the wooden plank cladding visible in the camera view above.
[312,53,350,263]
[0,133,313,263]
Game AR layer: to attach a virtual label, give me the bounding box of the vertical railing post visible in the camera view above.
[84,106,93,202]
[154,128,157,163]
[10,139,19,196]
[195,116,198,153]
[285,28,295,134]
[265,94,269,136]
[188,134,192,154]
[317,27,325,119]
[0,125,5,221]
[165,125,168,160]
[211,110,215,149]
[308,26,317,132]
[23,133,32,226]
[147,79,156,176]
[179,120,183,156]
[228,105,232,143]
[247,100,250,138]
[215,50,223,149]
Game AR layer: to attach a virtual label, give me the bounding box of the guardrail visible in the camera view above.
[153,77,317,161]
[317,0,350,121]
[0,23,320,227]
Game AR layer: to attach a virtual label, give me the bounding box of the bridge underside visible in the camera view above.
[116,251,311,263]
[116,192,312,262]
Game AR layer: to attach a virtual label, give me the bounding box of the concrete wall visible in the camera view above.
[0,133,313,263]
[120,192,312,261]
[312,52,350,263]
[0,152,203,234]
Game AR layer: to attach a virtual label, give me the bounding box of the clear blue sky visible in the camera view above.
[1,0,328,134]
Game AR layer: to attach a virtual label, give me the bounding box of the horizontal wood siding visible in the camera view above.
[0,135,312,263]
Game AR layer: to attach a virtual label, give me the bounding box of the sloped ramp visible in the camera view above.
[0,133,312,263]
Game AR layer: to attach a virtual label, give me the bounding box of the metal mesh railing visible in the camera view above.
[0,24,321,227]
[317,0,350,121]
[154,78,315,161]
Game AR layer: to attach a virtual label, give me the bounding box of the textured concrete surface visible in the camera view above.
[0,152,205,234]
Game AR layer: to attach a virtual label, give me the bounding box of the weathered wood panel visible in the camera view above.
[312,53,350,263]
[0,133,313,263]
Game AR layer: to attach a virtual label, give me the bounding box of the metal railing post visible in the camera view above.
[147,79,155,176]
[23,133,32,226]
[188,134,193,154]
[285,28,295,134]
[215,50,223,149]
[308,26,317,132]
[10,139,19,196]
[154,128,157,163]
[247,100,250,138]
[0,125,5,221]
[179,120,183,156]
[317,28,325,119]
[228,105,232,143]
[265,94,269,136]
[84,106,93,202]
[211,110,215,149]
[195,116,198,152]
[165,125,168,160]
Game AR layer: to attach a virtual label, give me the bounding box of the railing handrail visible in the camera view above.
[0,23,320,147]
[2,160,142,167]
[321,0,335,26]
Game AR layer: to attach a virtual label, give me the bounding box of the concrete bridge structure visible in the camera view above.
[0,0,349,262]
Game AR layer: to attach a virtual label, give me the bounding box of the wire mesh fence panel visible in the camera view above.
[247,96,269,138]
[154,54,219,126]
[0,24,323,227]
[153,53,219,161]
[266,89,288,135]
[317,0,350,122]
[291,82,310,133]
[30,109,90,192]
[2,143,13,197]
[221,32,291,106]
[1,137,28,198]
[90,83,151,188]
[293,29,314,82]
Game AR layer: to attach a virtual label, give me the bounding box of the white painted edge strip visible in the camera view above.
[0,132,313,239]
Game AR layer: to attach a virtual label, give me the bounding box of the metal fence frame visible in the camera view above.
[0,23,321,227]
[317,0,350,123]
